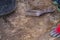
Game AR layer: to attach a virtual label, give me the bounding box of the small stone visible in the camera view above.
[25,7,55,16]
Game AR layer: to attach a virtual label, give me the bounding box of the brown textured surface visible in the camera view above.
[0,0,60,40]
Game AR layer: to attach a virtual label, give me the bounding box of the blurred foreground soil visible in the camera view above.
[0,0,60,40]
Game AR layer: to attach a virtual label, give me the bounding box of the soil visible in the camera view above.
[0,0,60,40]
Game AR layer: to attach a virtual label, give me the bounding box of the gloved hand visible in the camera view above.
[50,24,60,38]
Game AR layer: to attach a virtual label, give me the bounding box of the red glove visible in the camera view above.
[55,24,60,33]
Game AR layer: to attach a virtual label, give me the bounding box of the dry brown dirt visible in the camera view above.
[0,0,60,40]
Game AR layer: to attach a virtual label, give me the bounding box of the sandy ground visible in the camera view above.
[0,0,60,40]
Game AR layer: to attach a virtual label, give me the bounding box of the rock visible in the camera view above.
[25,6,55,16]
